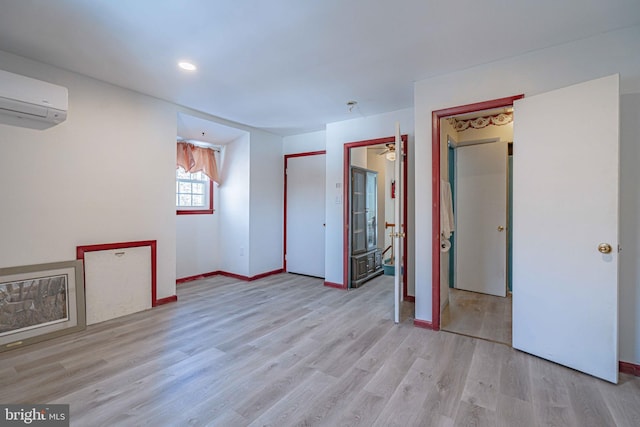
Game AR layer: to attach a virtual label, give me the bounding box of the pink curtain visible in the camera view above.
[176,142,220,184]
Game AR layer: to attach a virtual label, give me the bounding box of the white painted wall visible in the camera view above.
[414,25,640,364]
[218,134,251,276]
[0,49,285,320]
[620,93,640,365]
[176,182,221,279]
[176,123,282,280]
[324,108,414,294]
[283,130,326,154]
[351,147,367,168]
[0,50,177,304]
[214,130,284,278]
[249,130,284,276]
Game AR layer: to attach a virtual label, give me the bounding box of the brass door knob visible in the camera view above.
[497,225,504,232]
[598,243,612,254]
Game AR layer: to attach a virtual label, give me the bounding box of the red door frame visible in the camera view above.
[343,135,410,300]
[283,150,326,272]
[430,95,523,330]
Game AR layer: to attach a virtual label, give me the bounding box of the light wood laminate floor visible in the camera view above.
[441,288,512,345]
[1,273,639,426]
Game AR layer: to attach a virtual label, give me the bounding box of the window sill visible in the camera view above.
[177,209,214,215]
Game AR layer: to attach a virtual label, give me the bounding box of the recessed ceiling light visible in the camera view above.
[178,61,197,71]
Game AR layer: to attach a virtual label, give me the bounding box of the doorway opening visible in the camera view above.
[431,95,523,334]
[342,135,411,302]
[439,108,514,345]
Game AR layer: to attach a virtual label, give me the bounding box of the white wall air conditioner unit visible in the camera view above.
[0,69,68,130]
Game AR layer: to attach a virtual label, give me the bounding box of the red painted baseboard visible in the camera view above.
[217,271,251,281]
[324,281,346,289]
[177,269,284,284]
[155,295,178,305]
[250,268,284,281]
[413,319,434,330]
[176,271,218,284]
[619,361,640,377]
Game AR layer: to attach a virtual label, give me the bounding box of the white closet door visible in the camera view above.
[455,141,508,297]
[84,246,151,325]
[286,154,326,278]
[513,74,620,383]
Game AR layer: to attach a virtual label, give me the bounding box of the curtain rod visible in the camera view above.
[177,138,221,152]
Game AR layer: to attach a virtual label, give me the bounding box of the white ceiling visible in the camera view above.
[177,113,248,146]
[0,0,639,136]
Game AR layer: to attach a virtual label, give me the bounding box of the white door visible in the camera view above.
[286,154,326,277]
[455,141,508,297]
[512,74,619,383]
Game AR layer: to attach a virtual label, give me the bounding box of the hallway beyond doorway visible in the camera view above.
[441,288,512,346]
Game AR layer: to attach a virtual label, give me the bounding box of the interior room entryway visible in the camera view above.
[438,106,514,346]
[343,134,412,322]
[432,75,621,383]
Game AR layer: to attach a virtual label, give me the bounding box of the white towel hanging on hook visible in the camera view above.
[441,180,455,239]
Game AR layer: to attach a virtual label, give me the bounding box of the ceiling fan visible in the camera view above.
[378,143,396,161]
[378,143,395,155]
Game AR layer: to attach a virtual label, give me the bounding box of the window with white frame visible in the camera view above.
[176,167,213,214]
